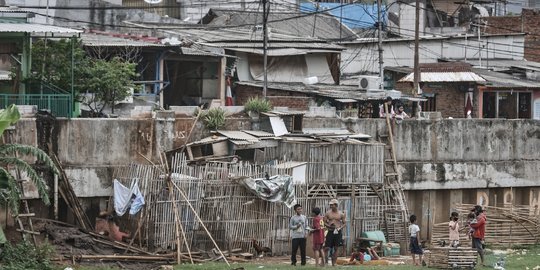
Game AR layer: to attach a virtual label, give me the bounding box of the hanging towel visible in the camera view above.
[113,179,145,216]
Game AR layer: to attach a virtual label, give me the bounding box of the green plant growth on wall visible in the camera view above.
[244,96,272,114]
[202,107,226,130]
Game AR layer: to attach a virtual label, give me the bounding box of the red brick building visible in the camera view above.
[391,63,485,118]
[387,61,540,119]
[484,9,540,62]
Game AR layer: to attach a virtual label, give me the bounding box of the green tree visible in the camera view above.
[27,38,88,93]
[0,105,59,244]
[81,57,137,114]
[27,39,138,116]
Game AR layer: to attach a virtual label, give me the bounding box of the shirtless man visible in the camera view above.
[324,198,346,266]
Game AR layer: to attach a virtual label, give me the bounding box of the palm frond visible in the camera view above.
[0,157,50,206]
[0,167,21,215]
[0,144,60,176]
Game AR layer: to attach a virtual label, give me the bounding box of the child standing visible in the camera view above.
[409,214,423,266]
[310,207,325,267]
[449,212,460,247]
[467,212,477,239]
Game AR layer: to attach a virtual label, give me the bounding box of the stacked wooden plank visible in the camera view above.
[431,204,539,248]
[427,247,478,269]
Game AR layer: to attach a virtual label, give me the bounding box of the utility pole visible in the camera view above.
[413,0,420,97]
[377,0,384,90]
[262,0,269,98]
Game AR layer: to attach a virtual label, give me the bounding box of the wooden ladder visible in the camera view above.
[5,128,39,244]
[13,194,39,245]
[379,103,409,218]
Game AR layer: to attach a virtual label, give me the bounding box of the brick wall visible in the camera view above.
[234,84,313,110]
[396,82,476,118]
[485,9,540,62]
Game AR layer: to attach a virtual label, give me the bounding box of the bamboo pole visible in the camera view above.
[171,181,230,267]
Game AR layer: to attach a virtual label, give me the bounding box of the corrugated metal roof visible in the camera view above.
[0,23,81,34]
[236,81,412,101]
[204,42,343,51]
[187,136,227,146]
[80,33,165,47]
[217,130,259,141]
[202,9,358,41]
[181,47,223,56]
[224,47,342,56]
[230,140,256,145]
[419,62,472,72]
[242,130,275,137]
[302,128,352,135]
[473,68,540,88]
[398,72,486,82]
[263,111,305,116]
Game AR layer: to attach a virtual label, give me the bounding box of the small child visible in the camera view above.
[310,207,325,267]
[409,214,423,266]
[349,239,381,264]
[449,212,460,248]
[467,212,477,240]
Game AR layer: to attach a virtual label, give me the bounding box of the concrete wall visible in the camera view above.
[8,116,540,238]
[341,35,525,75]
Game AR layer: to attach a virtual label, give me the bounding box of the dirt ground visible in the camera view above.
[5,220,413,270]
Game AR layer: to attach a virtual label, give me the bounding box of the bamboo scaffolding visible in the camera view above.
[431,204,539,248]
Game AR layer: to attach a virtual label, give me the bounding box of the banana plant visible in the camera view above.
[0,105,59,244]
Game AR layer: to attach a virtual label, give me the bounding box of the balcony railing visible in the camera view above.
[0,93,73,118]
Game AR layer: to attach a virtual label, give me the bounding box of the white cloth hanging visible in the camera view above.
[113,179,145,216]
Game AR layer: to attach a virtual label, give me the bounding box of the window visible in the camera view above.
[482,91,532,119]
[421,93,437,112]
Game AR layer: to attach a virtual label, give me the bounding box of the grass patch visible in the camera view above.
[55,245,540,270]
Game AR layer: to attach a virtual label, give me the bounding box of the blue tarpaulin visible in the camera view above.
[300,3,386,29]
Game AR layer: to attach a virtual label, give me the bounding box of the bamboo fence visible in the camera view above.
[112,140,389,255]
[431,204,540,248]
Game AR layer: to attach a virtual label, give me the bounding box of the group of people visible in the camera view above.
[289,199,345,267]
[290,201,487,267]
[379,96,410,122]
[408,205,487,267]
[447,205,487,265]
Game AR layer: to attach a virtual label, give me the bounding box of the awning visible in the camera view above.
[399,72,486,83]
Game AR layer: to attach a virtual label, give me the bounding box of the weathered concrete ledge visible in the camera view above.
[9,117,540,196]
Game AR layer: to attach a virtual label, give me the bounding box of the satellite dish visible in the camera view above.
[144,0,162,4]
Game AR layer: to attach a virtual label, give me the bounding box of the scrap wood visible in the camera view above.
[50,153,93,230]
[88,231,154,255]
[74,254,173,262]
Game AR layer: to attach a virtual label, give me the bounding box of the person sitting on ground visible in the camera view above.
[349,238,381,264]
[449,212,460,248]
